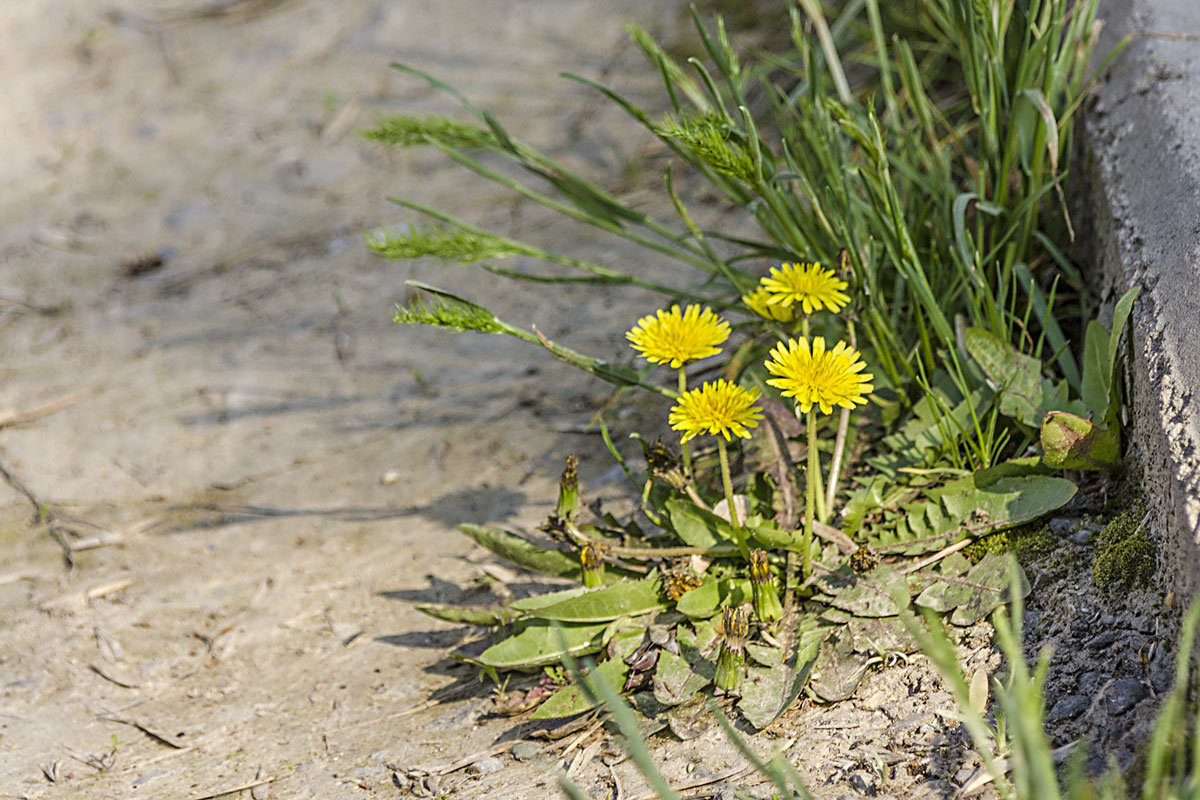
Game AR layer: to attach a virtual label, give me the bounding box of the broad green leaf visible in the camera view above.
[477,621,607,670]
[738,615,821,729]
[666,498,737,548]
[914,553,1030,626]
[653,648,713,706]
[964,327,1043,425]
[846,615,920,655]
[820,563,910,617]
[747,517,801,550]
[509,586,592,611]
[530,656,629,719]
[674,578,752,619]
[1080,319,1110,420]
[808,627,868,703]
[1108,287,1140,382]
[665,698,712,740]
[527,576,665,622]
[415,603,524,626]
[939,475,1078,532]
[1041,411,1120,471]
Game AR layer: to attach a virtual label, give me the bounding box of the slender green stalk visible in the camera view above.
[678,367,693,478]
[803,408,819,579]
[717,438,749,561]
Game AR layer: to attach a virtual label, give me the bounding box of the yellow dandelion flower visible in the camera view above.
[741,285,794,322]
[764,336,874,415]
[626,304,730,368]
[669,379,763,443]
[760,262,850,315]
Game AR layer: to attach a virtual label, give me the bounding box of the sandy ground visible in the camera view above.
[0,2,1178,799]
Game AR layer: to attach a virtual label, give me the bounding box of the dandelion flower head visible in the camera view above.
[764,336,873,415]
[741,285,794,322]
[626,304,730,368]
[669,379,763,443]
[761,261,850,315]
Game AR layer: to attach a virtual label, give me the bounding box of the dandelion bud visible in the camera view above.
[714,605,749,695]
[579,540,605,588]
[749,549,782,624]
[556,455,580,523]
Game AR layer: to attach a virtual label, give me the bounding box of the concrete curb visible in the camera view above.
[1082,0,1200,595]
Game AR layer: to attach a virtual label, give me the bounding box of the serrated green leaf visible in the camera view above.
[808,627,868,703]
[477,621,608,670]
[665,498,738,548]
[674,578,752,619]
[1041,411,1120,471]
[821,562,910,617]
[653,648,713,706]
[846,615,919,655]
[530,656,629,719]
[457,524,634,582]
[914,553,1030,626]
[738,615,821,729]
[964,327,1043,425]
[526,576,665,622]
[415,603,524,626]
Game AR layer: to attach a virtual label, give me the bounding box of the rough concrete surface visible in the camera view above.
[1082,0,1200,596]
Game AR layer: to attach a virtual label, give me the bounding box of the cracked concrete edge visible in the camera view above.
[1080,0,1200,595]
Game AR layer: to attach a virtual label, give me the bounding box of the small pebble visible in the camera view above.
[509,741,541,762]
[1047,694,1089,722]
[380,470,401,485]
[1106,677,1147,715]
[469,756,505,775]
[1087,631,1118,650]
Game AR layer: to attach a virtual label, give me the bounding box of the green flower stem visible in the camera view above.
[803,408,820,579]
[678,367,693,478]
[716,438,750,561]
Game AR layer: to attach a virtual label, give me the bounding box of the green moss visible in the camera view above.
[962,520,1056,566]
[1092,501,1155,596]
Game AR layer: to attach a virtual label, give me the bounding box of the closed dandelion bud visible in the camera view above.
[749,549,782,624]
[714,605,749,695]
[557,455,580,523]
[579,540,605,588]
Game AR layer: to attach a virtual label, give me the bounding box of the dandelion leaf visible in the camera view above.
[665,698,712,740]
[526,576,665,623]
[674,577,752,619]
[457,524,633,582]
[476,621,608,670]
[738,615,821,729]
[653,648,713,706]
[820,563,910,617]
[530,656,629,720]
[808,627,869,703]
[964,327,1044,425]
[938,475,1077,532]
[666,498,738,548]
[915,553,1029,626]
[1041,410,1120,471]
[415,603,524,626]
